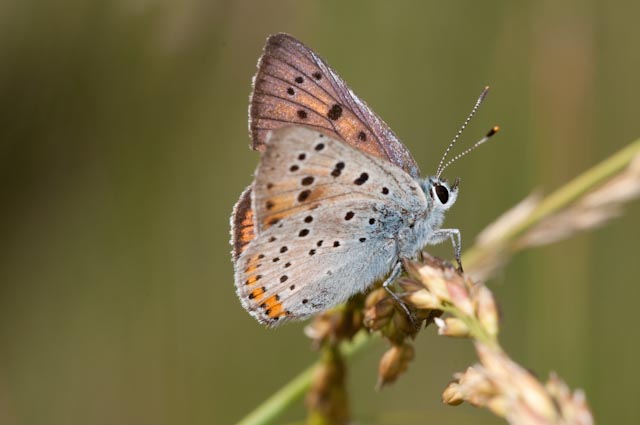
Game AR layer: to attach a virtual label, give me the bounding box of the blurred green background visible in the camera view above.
[1,1,639,424]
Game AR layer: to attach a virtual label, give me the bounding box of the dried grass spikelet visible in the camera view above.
[362,254,497,388]
[472,193,542,281]
[305,295,364,349]
[361,287,420,388]
[434,317,471,338]
[306,346,349,425]
[545,373,593,425]
[376,343,415,389]
[443,344,594,425]
[473,284,499,337]
[304,297,364,425]
[362,287,396,332]
[519,154,640,248]
[403,254,500,339]
[476,193,543,248]
[402,254,594,424]
[359,264,445,388]
[470,153,640,281]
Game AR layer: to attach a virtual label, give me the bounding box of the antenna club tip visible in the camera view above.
[486,126,500,137]
[478,86,491,101]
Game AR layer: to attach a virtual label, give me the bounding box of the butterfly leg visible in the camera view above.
[382,261,416,326]
[430,228,463,272]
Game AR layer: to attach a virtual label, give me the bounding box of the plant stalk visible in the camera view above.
[235,332,372,425]
[234,138,640,425]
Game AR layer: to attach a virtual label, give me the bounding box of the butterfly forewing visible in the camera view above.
[234,127,427,326]
[249,33,421,179]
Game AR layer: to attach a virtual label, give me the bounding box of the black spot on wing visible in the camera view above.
[327,104,343,121]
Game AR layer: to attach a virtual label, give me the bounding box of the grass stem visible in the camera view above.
[234,138,640,425]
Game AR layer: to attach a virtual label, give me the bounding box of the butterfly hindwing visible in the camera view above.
[234,127,427,326]
[230,185,256,260]
[249,33,421,179]
[235,203,397,326]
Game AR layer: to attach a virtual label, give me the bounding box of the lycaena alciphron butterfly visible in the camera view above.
[231,34,498,326]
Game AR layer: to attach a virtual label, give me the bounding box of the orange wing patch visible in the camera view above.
[249,286,265,301]
[231,186,256,260]
[259,187,325,230]
[261,295,285,319]
[245,272,262,287]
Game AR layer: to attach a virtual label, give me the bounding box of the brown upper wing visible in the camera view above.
[249,33,421,179]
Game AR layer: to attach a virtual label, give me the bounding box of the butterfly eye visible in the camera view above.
[434,184,450,204]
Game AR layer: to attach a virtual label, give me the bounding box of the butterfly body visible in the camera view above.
[231,34,470,327]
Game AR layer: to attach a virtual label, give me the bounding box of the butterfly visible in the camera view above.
[230,33,497,326]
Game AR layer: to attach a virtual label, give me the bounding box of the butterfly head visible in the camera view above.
[423,176,459,211]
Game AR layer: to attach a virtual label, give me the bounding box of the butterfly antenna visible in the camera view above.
[436,86,491,178]
[437,126,500,178]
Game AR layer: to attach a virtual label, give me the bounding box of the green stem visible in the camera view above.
[234,363,314,425]
[463,138,640,266]
[234,138,640,425]
[518,138,640,235]
[235,332,373,425]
